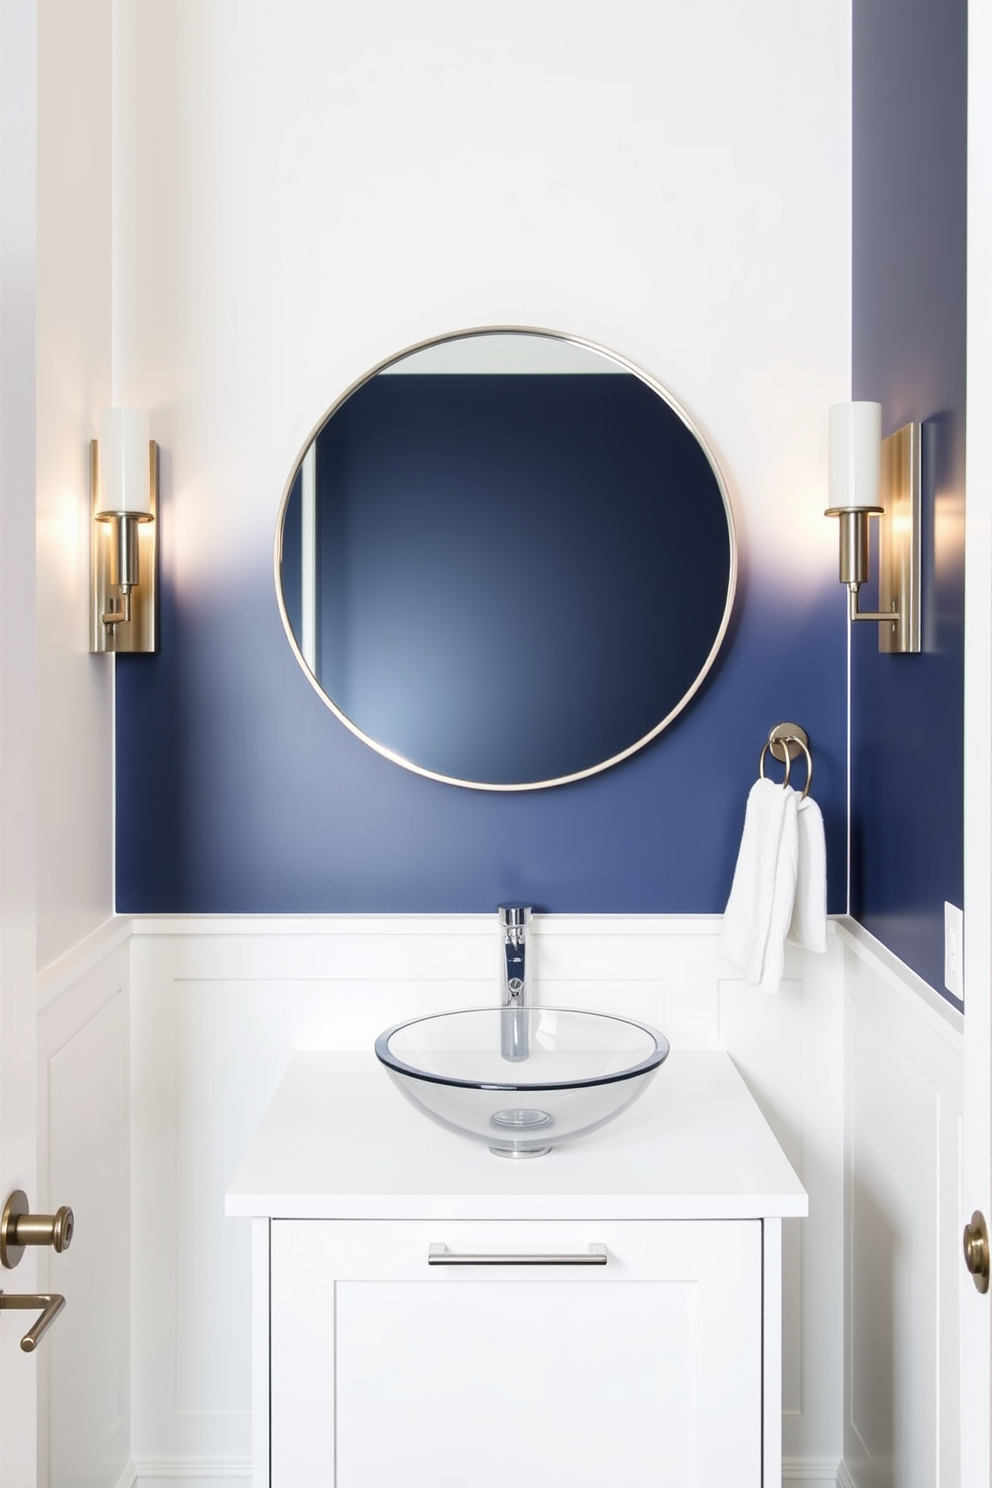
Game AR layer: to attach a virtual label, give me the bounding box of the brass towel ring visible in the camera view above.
[759,723,813,801]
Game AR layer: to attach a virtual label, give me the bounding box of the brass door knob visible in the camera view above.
[963,1210,990,1294]
[1,1191,74,1270]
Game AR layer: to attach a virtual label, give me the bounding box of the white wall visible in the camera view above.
[111,0,849,602]
[36,0,115,971]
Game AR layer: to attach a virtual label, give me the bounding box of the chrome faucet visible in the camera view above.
[499,903,532,1062]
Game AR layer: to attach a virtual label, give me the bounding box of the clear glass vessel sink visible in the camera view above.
[375,1008,669,1157]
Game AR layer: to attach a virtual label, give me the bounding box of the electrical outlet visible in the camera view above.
[944,901,964,998]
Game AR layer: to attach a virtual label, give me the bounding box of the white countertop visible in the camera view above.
[226,1050,808,1221]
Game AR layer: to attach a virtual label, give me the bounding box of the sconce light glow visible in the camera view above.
[90,407,159,654]
[824,401,921,654]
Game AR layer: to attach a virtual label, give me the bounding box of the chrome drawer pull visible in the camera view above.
[428,1243,607,1266]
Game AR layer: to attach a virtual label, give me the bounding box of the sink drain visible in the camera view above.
[489,1108,554,1132]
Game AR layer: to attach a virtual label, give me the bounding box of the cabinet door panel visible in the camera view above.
[270,1220,761,1488]
[337,1279,696,1486]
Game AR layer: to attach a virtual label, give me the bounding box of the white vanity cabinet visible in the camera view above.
[227,1051,806,1488]
[269,1217,762,1487]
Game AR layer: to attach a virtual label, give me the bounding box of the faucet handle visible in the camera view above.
[498,903,532,928]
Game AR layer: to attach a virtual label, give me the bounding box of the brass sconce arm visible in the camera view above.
[846,589,901,625]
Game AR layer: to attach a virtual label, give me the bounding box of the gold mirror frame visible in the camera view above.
[274,326,738,791]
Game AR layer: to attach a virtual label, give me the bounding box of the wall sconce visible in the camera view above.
[90,408,158,653]
[825,402,921,654]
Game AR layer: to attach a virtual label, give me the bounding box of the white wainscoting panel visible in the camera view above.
[31,913,965,1486]
[128,913,844,1477]
[37,919,132,1488]
[721,938,845,1460]
[839,923,963,1488]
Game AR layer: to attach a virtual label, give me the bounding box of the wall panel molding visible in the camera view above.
[36,914,959,1484]
[38,913,131,1009]
[133,1465,248,1486]
[841,927,963,1488]
[836,917,963,1038]
[102,1457,256,1488]
[782,1461,842,1486]
[128,912,843,1470]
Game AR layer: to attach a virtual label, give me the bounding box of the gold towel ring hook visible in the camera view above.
[759,723,813,801]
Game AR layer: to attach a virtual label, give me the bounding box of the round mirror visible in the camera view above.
[275,329,736,790]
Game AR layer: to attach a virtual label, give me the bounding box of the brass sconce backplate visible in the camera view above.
[90,439,159,654]
[878,422,922,654]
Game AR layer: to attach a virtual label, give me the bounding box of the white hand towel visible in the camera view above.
[720,777,799,994]
[788,795,827,954]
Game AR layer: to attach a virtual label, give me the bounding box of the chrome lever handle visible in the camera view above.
[0,1291,66,1352]
[428,1243,607,1266]
[1,1190,74,1269]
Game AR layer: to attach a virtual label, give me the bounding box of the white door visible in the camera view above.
[961,0,992,1477]
[0,0,39,1475]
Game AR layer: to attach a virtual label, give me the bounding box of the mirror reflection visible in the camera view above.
[276,330,736,789]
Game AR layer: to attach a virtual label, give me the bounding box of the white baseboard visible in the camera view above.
[133,1464,250,1487]
[131,1457,837,1487]
[783,1458,843,1485]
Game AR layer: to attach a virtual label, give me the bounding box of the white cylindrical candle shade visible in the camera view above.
[828,402,882,509]
[97,408,152,516]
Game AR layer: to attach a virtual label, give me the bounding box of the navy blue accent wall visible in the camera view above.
[851,0,966,999]
[116,545,847,913]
